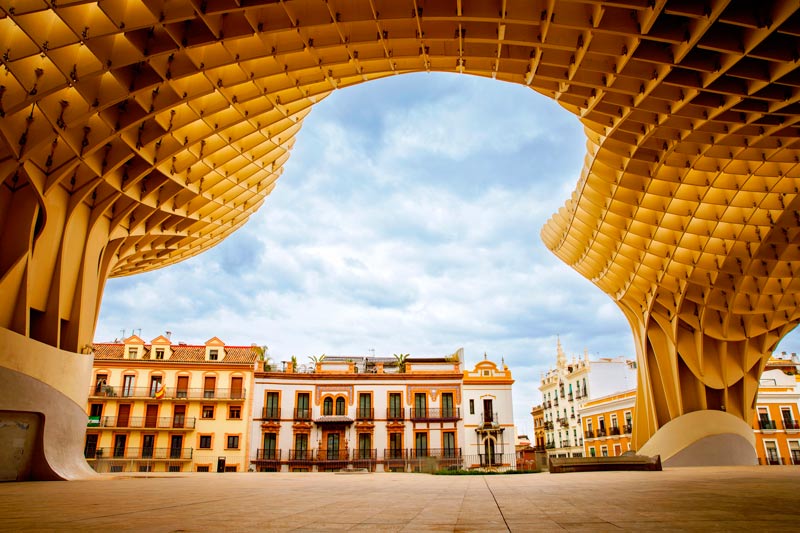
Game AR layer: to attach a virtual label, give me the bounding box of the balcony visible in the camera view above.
[293,408,311,421]
[89,386,246,400]
[559,419,570,428]
[545,400,551,408]
[545,442,555,449]
[261,407,281,420]
[792,451,800,465]
[410,408,460,422]
[567,393,573,401]
[351,449,377,461]
[543,421,553,430]
[596,428,607,437]
[317,449,350,462]
[384,448,407,460]
[86,447,193,460]
[288,449,314,461]
[759,419,777,431]
[407,448,462,459]
[623,424,633,434]
[386,408,406,421]
[90,416,196,429]
[584,430,595,439]
[608,426,621,436]
[783,419,800,431]
[553,399,559,407]
[356,408,374,421]
[255,448,281,461]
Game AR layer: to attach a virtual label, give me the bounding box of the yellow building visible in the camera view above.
[86,335,258,473]
[581,390,635,458]
[531,404,546,452]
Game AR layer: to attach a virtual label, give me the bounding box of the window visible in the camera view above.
[149,376,162,397]
[601,446,608,457]
[414,393,427,418]
[139,465,153,472]
[199,435,212,449]
[389,393,402,418]
[89,403,103,418]
[357,433,372,459]
[589,447,596,457]
[262,433,277,459]
[483,398,493,423]
[765,440,780,464]
[122,375,134,397]
[443,432,456,457]
[442,393,454,418]
[610,414,618,428]
[789,441,800,465]
[127,348,137,359]
[224,465,237,472]
[209,349,219,361]
[296,392,310,419]
[265,392,280,419]
[323,397,333,416]
[414,432,428,456]
[94,374,108,394]
[110,465,124,473]
[335,397,345,416]
[294,433,309,460]
[389,433,403,458]
[358,393,372,419]
[155,349,164,360]
[197,465,210,472]
[230,377,243,399]
[168,465,182,472]
[613,444,622,456]
[202,405,215,419]
[469,399,475,415]
[228,405,242,419]
[203,376,216,398]
[227,435,240,449]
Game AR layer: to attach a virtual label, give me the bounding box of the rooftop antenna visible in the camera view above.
[120,329,126,339]
[165,331,172,340]
[369,348,375,357]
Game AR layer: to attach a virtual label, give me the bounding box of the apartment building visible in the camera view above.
[581,389,635,457]
[578,354,800,464]
[538,339,636,459]
[249,351,515,472]
[85,335,258,473]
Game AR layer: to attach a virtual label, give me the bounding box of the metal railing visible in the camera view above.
[255,448,281,460]
[481,411,498,424]
[567,393,573,401]
[584,429,595,439]
[543,421,553,430]
[477,453,512,467]
[356,407,374,420]
[261,407,281,420]
[622,424,633,434]
[410,408,461,421]
[85,447,193,460]
[89,386,246,400]
[596,428,607,437]
[288,449,313,461]
[91,416,196,429]
[759,419,777,430]
[293,408,311,421]
[608,426,621,435]
[407,448,462,459]
[783,419,800,430]
[386,408,405,420]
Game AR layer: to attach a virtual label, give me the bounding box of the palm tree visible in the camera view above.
[309,354,326,364]
[393,353,409,373]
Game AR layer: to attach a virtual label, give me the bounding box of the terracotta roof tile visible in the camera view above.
[92,343,258,364]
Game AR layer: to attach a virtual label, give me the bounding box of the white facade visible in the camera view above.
[249,353,516,471]
[462,358,515,468]
[539,340,636,458]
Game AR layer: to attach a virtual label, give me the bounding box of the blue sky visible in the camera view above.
[96,72,800,435]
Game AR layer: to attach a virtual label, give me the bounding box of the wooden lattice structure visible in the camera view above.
[2,0,800,449]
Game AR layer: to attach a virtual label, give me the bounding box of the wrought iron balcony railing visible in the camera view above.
[596,428,607,437]
[623,424,633,434]
[89,386,245,400]
[89,416,196,429]
[584,430,595,439]
[288,449,313,461]
[294,408,311,421]
[608,426,621,435]
[759,419,777,430]
[261,407,281,420]
[356,408,374,420]
[783,419,800,430]
[386,408,405,420]
[410,408,461,421]
[255,448,281,460]
[85,447,193,460]
[407,448,462,459]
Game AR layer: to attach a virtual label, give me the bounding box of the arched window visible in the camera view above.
[335,397,345,416]
[323,397,333,416]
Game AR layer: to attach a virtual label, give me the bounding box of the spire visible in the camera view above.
[557,335,566,367]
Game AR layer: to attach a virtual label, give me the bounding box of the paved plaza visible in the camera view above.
[1,467,799,532]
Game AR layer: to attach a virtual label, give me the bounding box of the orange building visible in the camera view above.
[580,390,635,458]
[531,404,546,452]
[86,335,258,473]
[580,353,800,464]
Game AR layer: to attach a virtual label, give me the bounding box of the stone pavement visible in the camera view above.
[1,467,799,531]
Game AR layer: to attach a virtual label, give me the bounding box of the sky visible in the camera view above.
[95,72,800,436]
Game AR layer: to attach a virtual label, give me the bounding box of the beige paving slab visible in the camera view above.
[0,467,799,532]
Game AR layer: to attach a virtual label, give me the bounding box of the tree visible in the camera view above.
[393,353,409,373]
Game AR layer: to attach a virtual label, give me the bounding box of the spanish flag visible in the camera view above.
[155,381,166,399]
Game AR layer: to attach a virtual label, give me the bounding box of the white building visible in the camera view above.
[249,351,516,472]
[539,340,636,458]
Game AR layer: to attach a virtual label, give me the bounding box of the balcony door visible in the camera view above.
[84,434,98,458]
[173,405,186,428]
[176,376,189,398]
[414,432,428,457]
[483,438,496,465]
[231,376,243,399]
[414,393,427,419]
[442,393,454,418]
[296,393,310,419]
[326,433,340,460]
[113,434,126,458]
[263,433,277,460]
[142,434,155,458]
[294,433,309,460]
[203,376,216,398]
[144,404,158,428]
[389,393,402,419]
[483,398,493,423]
[149,376,162,397]
[170,435,183,459]
[358,433,371,459]
[117,404,131,428]
[122,375,134,397]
